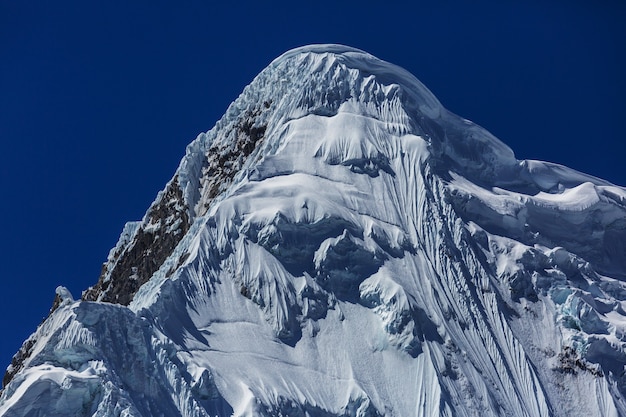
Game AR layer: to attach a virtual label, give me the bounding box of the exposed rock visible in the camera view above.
[555,346,603,377]
[82,176,190,305]
[197,106,269,214]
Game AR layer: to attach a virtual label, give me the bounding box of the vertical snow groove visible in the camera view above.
[408,167,552,416]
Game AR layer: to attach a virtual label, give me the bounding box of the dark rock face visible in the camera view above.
[2,339,35,389]
[197,106,269,215]
[2,293,62,389]
[82,104,271,306]
[82,176,190,305]
[3,179,190,388]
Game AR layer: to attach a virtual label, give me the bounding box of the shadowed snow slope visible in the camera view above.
[2,44,626,417]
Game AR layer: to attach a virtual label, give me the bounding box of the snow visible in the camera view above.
[0,364,102,416]
[55,286,74,304]
[2,44,626,417]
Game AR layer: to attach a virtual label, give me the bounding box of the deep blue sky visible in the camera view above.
[1,0,624,375]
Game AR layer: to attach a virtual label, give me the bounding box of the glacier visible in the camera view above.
[1,44,626,417]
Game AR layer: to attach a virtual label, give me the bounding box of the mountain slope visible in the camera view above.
[2,44,626,417]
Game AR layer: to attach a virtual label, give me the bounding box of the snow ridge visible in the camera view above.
[2,44,626,417]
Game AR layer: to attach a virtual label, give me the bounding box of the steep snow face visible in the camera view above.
[2,44,626,417]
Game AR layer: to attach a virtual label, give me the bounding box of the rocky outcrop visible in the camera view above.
[83,176,190,305]
[196,104,269,215]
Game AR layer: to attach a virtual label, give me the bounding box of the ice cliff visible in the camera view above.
[2,44,626,417]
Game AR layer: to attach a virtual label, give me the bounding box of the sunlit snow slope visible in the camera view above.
[2,44,626,417]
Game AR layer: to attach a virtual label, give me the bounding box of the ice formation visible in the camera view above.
[2,45,626,417]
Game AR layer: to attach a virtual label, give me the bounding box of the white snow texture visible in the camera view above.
[1,44,626,417]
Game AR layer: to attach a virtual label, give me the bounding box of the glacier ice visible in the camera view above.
[1,44,626,417]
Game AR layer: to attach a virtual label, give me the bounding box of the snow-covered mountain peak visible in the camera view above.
[269,43,443,116]
[171,44,520,219]
[2,45,626,417]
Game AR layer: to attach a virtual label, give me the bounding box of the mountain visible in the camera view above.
[1,44,626,417]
